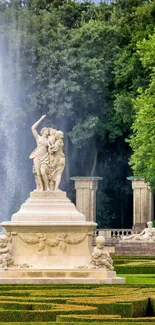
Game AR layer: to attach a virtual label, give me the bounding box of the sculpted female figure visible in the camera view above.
[48,130,65,190]
[29,115,50,191]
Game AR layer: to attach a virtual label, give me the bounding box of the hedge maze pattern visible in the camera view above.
[0,284,154,324]
[114,256,155,274]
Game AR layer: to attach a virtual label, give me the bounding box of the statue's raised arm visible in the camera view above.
[31,115,46,141]
[29,115,50,192]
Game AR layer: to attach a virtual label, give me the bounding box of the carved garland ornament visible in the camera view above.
[17,233,88,253]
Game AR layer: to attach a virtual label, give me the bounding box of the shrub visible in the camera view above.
[115,266,155,274]
[57,314,121,322]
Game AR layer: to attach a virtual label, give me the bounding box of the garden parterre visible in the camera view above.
[113,256,155,274]
[0,257,154,324]
[0,283,154,323]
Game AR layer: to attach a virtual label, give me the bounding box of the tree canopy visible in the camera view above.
[129,31,155,191]
[0,0,155,227]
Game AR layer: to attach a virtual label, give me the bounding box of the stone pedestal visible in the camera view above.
[1,190,125,284]
[0,269,125,284]
[127,177,154,231]
[2,191,95,269]
[70,177,102,222]
[115,240,155,256]
[2,223,94,269]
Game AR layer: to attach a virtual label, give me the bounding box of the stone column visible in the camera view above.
[70,177,102,222]
[127,177,154,231]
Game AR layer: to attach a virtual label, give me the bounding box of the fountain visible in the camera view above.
[0,23,31,226]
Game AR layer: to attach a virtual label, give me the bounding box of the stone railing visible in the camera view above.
[99,229,133,239]
[98,229,133,245]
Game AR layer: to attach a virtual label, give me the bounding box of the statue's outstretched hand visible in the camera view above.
[41,115,46,120]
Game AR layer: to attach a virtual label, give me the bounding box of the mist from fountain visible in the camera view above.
[0,22,32,224]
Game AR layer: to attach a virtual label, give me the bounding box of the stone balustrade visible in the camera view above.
[98,229,133,246]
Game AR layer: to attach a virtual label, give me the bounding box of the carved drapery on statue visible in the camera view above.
[29,115,65,191]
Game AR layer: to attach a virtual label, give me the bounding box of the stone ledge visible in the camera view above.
[0,268,125,284]
[115,241,155,255]
[0,277,125,284]
[1,221,97,227]
[0,268,116,278]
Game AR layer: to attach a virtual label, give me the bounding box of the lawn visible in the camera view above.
[113,256,155,284]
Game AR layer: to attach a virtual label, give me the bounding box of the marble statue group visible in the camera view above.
[29,115,65,191]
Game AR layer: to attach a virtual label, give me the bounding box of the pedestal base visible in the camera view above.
[1,190,125,284]
[1,222,96,269]
[0,268,125,284]
[115,240,155,256]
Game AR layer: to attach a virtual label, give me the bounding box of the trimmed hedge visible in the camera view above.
[66,298,133,317]
[28,289,98,297]
[0,302,53,310]
[132,298,148,317]
[0,305,97,322]
[57,314,121,322]
[0,322,153,325]
[115,266,155,274]
[150,297,155,315]
[57,315,155,322]
[113,256,155,274]
[0,282,155,323]
[66,296,149,317]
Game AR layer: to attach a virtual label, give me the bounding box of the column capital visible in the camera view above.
[70,177,102,190]
[70,177,103,181]
[127,176,149,190]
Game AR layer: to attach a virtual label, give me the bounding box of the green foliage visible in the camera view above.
[1,0,155,225]
[116,266,155,274]
[0,282,155,323]
[128,30,155,190]
[57,314,121,322]
[113,256,155,274]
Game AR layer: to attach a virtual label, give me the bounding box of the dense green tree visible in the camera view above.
[129,31,155,191]
[1,0,155,227]
[112,0,155,131]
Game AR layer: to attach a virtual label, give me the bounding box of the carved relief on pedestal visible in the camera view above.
[16,232,88,254]
[0,234,13,270]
